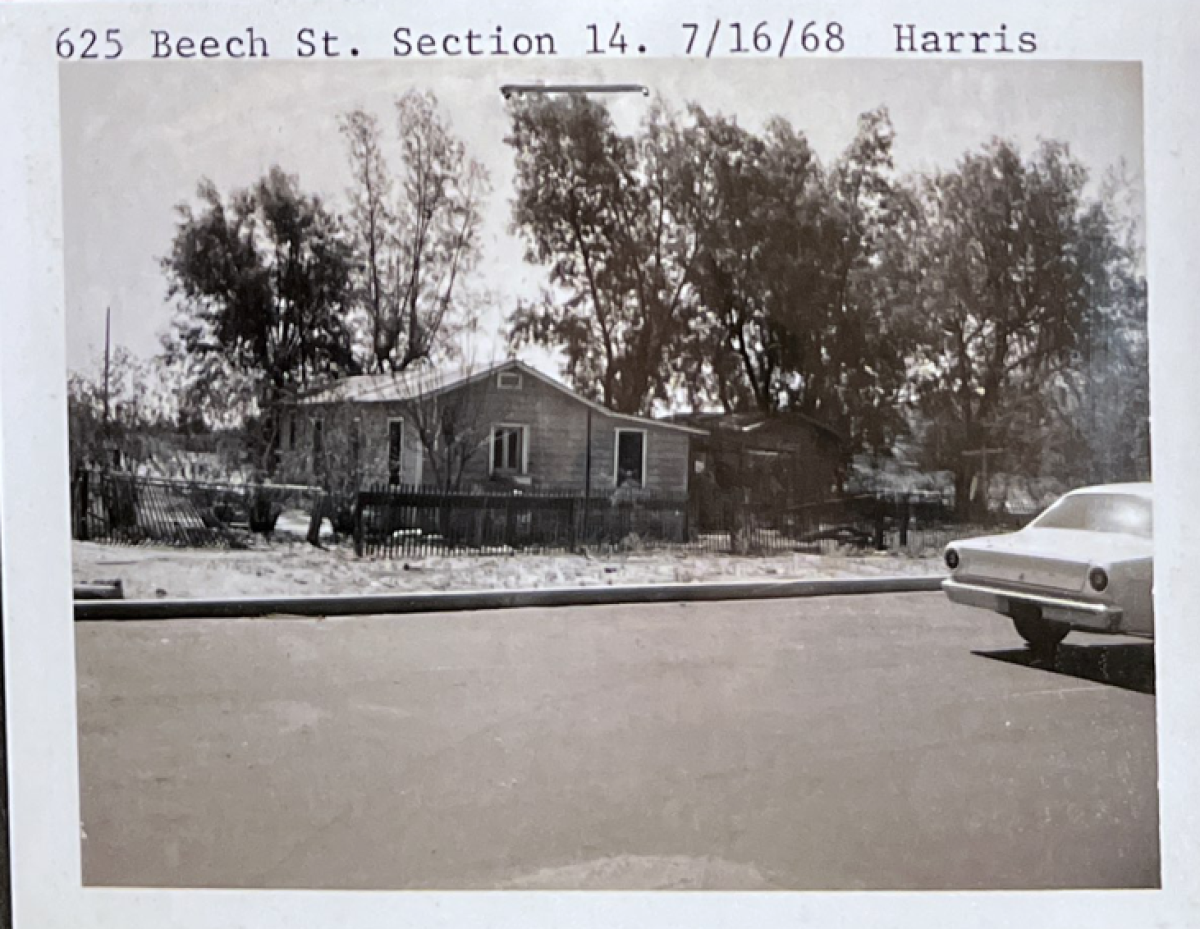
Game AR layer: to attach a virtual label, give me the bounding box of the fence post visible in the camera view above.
[306,494,326,547]
[504,495,516,549]
[352,493,364,557]
[567,497,578,552]
[438,493,450,547]
[75,469,90,541]
[899,496,910,550]
[873,496,886,551]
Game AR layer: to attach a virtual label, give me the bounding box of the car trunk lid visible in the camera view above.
[963,549,1088,592]
[958,528,1149,593]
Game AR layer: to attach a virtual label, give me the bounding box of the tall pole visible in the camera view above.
[962,446,1005,515]
[581,408,593,544]
[102,306,113,469]
[102,306,111,434]
[982,448,990,506]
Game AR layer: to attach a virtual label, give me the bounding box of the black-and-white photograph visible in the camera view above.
[62,58,1156,890]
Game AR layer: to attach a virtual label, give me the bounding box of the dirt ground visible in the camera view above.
[72,538,944,600]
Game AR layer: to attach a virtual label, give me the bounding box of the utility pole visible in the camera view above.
[961,445,1005,514]
[102,306,115,469]
[102,306,111,433]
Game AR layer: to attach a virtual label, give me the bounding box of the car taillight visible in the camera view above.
[1089,567,1109,592]
[945,548,960,570]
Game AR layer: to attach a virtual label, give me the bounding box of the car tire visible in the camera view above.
[1011,607,1070,651]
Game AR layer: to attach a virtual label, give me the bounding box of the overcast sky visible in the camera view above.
[61,57,1143,379]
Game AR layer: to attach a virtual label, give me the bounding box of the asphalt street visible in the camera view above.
[74,591,1160,890]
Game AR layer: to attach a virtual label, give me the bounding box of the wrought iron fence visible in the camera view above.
[352,485,691,557]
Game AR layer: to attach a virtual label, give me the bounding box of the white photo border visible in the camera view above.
[1,1,1197,926]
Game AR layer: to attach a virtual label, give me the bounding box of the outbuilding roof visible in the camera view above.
[665,409,845,445]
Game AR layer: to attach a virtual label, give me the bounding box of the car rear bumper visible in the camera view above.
[942,578,1124,633]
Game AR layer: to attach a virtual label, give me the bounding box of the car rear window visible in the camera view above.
[1031,493,1152,539]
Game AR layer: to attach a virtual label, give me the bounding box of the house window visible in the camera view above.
[388,419,404,486]
[491,424,527,474]
[311,418,324,474]
[615,429,646,488]
[497,371,523,390]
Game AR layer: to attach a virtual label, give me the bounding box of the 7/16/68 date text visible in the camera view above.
[54,21,1038,60]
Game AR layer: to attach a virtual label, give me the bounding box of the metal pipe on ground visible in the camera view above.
[73,580,124,600]
[74,575,947,621]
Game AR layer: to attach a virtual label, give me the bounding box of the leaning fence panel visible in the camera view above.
[71,469,325,548]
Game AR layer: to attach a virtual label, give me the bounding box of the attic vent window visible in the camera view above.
[497,371,523,390]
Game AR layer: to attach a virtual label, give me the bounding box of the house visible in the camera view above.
[666,411,846,510]
[277,359,705,496]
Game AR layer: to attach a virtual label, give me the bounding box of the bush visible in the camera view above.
[212,503,241,524]
[248,494,282,534]
[331,501,357,535]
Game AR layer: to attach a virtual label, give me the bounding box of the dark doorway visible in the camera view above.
[616,430,645,488]
[388,420,404,486]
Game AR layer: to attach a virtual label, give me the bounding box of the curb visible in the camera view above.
[74,575,947,621]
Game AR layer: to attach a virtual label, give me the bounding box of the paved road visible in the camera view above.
[75,592,1159,890]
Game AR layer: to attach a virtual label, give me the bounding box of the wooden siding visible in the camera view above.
[445,370,691,494]
[277,402,424,489]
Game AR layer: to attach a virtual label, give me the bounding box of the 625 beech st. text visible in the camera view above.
[56,28,351,59]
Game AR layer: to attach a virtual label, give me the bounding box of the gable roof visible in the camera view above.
[295,358,707,436]
[295,363,481,405]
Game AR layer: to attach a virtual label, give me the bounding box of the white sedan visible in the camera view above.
[942,483,1153,650]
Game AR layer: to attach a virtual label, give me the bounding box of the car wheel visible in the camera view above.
[1011,607,1070,651]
